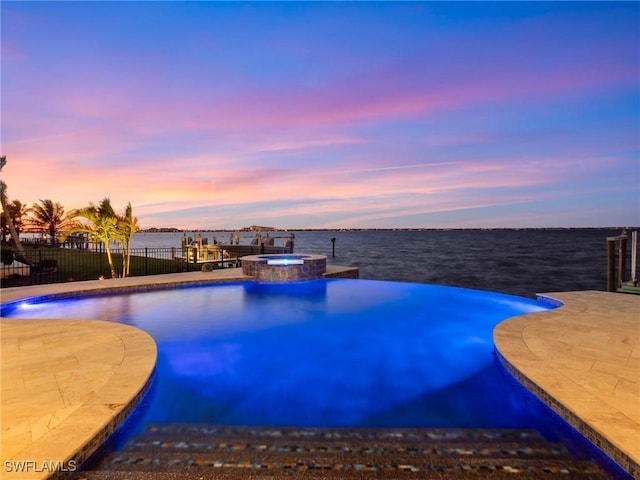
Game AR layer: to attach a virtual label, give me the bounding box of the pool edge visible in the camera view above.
[0,318,157,480]
[494,290,640,479]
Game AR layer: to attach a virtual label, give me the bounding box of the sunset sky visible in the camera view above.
[2,1,639,230]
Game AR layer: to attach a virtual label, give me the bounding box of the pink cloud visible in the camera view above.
[3,3,636,229]
[19,33,633,144]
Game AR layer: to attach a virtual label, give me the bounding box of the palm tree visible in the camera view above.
[0,156,26,255]
[73,198,119,279]
[118,202,139,277]
[28,199,76,244]
[1,200,28,242]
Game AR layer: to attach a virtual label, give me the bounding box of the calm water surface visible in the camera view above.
[132,228,633,297]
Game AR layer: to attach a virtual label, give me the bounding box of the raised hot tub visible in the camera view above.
[241,254,327,282]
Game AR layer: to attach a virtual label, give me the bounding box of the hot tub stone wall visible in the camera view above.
[242,254,327,282]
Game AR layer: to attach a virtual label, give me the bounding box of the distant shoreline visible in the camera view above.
[138,226,637,233]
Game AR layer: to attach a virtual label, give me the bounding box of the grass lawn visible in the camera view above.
[1,243,208,286]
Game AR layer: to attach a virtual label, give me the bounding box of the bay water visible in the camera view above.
[131,228,635,298]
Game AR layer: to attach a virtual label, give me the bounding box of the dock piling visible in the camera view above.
[607,229,638,292]
[617,230,628,288]
[607,237,616,292]
[632,231,638,286]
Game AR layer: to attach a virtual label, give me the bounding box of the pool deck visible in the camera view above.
[494,290,640,478]
[0,270,638,479]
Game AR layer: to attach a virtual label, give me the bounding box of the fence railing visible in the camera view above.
[0,245,232,288]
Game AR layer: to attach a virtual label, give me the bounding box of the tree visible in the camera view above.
[1,200,27,242]
[118,202,139,277]
[73,198,120,279]
[0,156,26,255]
[28,199,76,244]
[72,198,139,279]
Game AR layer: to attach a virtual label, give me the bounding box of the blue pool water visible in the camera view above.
[3,279,556,432]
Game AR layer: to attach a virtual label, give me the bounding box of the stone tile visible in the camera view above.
[0,317,156,480]
[495,290,640,477]
[1,419,32,459]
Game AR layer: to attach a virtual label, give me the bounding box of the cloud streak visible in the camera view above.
[2,2,638,229]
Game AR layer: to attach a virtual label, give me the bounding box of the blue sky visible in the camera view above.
[2,1,639,229]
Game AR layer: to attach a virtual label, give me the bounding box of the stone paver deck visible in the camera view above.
[495,290,640,478]
[1,319,156,480]
[0,271,637,479]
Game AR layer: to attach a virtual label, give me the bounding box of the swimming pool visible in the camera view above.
[3,278,557,433]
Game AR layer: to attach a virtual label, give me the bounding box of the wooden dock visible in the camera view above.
[618,283,640,295]
[607,229,638,294]
[177,234,295,265]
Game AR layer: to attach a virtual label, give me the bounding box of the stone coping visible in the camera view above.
[494,290,640,478]
[1,266,358,308]
[0,318,157,480]
[0,268,252,307]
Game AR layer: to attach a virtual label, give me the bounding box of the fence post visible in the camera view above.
[38,248,43,285]
[145,247,149,275]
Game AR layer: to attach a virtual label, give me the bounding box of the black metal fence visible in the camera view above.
[0,245,232,288]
